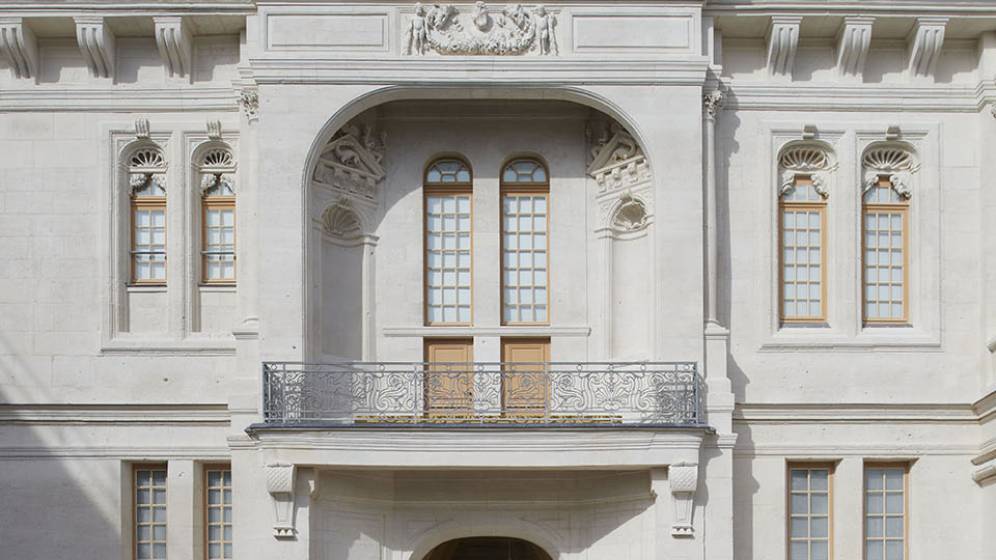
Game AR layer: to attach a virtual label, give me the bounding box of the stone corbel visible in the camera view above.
[75,16,115,79]
[766,16,801,80]
[907,17,947,81]
[669,462,698,537]
[134,118,150,140]
[153,16,193,79]
[207,120,223,140]
[264,463,296,538]
[0,17,38,80]
[836,16,873,81]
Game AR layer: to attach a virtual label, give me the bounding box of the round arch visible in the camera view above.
[300,84,654,194]
[406,519,561,560]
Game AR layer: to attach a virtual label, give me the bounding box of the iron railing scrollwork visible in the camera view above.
[262,361,702,426]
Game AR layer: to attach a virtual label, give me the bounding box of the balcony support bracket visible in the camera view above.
[669,462,699,537]
[264,462,296,538]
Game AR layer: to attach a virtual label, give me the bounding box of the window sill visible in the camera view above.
[761,321,940,351]
[101,335,236,356]
[126,284,167,293]
[199,283,237,292]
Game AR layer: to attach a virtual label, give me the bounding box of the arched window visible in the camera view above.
[862,145,915,324]
[777,144,832,323]
[501,158,549,324]
[198,146,236,284]
[424,157,472,325]
[128,146,167,284]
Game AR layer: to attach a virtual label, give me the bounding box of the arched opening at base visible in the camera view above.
[423,537,552,560]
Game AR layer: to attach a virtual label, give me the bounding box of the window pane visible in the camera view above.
[863,208,906,322]
[865,466,906,560]
[132,206,166,283]
[206,468,233,560]
[135,467,167,560]
[426,193,472,324]
[788,466,831,560]
[780,205,824,321]
[502,194,549,324]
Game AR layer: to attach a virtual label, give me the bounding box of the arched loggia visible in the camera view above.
[301,88,657,365]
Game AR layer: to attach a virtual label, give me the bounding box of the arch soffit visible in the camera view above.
[406,519,561,560]
[301,85,656,195]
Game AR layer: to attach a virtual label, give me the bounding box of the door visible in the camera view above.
[501,338,550,415]
[424,339,474,415]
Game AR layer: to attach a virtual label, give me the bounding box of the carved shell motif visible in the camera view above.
[129,147,166,171]
[201,148,235,170]
[863,147,914,172]
[778,144,833,199]
[862,145,917,199]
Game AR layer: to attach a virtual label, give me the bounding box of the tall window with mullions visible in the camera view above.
[205,465,233,560]
[501,158,549,325]
[134,464,167,560]
[424,157,473,326]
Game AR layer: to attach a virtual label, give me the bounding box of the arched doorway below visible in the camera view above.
[423,537,552,560]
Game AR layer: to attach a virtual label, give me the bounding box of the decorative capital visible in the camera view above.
[239,88,259,122]
[703,89,724,120]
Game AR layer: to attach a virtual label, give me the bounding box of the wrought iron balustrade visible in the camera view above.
[262,361,701,426]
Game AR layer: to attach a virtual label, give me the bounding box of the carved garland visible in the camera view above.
[404,2,557,56]
[777,142,836,199]
[862,145,917,199]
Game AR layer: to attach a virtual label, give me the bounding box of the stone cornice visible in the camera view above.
[0,86,237,112]
[723,82,984,112]
[248,57,711,85]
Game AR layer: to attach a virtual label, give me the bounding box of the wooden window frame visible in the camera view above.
[130,197,167,286]
[862,462,910,560]
[778,176,828,324]
[423,157,474,327]
[201,195,237,286]
[203,463,232,560]
[786,461,835,560]
[500,159,550,326]
[133,463,168,560]
[862,177,910,326]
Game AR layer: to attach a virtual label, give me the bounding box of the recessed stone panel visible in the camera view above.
[572,15,692,53]
[266,14,388,51]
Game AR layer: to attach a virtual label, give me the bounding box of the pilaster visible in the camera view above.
[166,460,196,560]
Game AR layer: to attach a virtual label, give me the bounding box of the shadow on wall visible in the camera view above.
[310,469,655,560]
[0,331,122,559]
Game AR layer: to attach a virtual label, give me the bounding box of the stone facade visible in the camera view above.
[0,1,994,560]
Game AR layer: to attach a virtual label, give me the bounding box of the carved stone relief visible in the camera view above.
[862,144,918,199]
[587,118,653,230]
[404,2,557,56]
[611,196,649,233]
[777,142,836,199]
[312,121,386,202]
[321,201,364,238]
